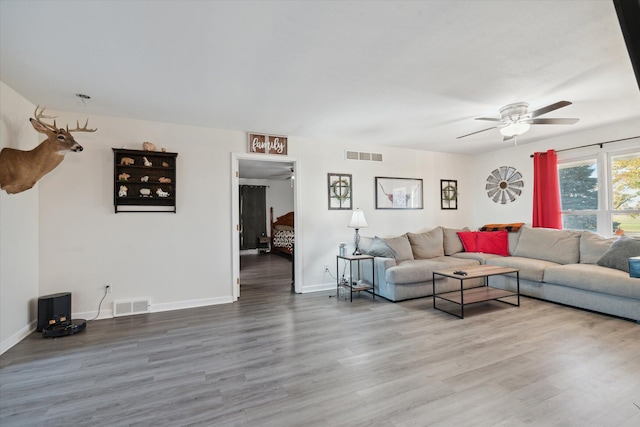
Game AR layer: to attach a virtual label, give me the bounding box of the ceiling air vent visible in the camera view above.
[345,151,383,162]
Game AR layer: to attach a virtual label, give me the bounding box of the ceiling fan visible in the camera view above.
[271,167,294,180]
[457,101,579,141]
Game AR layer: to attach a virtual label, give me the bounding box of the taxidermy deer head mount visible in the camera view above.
[0,106,96,194]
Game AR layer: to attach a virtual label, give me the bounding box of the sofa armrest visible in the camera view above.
[361,256,396,286]
[374,256,397,269]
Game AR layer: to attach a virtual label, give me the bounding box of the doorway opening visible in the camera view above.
[231,154,300,300]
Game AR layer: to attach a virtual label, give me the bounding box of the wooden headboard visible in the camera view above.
[270,207,294,230]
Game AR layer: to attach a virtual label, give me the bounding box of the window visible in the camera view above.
[611,152,640,236]
[559,150,639,237]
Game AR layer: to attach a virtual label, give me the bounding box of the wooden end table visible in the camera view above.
[432,265,520,318]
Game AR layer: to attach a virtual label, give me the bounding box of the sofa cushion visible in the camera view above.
[429,256,481,269]
[367,236,399,259]
[443,227,469,255]
[383,235,414,262]
[597,236,640,273]
[385,259,449,284]
[451,252,503,265]
[407,227,444,259]
[457,231,478,252]
[476,231,509,256]
[486,256,560,282]
[514,226,580,264]
[580,232,617,264]
[544,264,640,299]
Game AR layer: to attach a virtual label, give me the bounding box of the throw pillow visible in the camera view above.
[479,223,524,232]
[443,227,469,255]
[407,228,444,259]
[476,231,509,256]
[457,231,478,252]
[597,236,640,273]
[367,236,399,259]
[580,231,617,264]
[383,234,414,261]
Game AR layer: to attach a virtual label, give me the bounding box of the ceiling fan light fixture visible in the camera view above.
[500,122,530,137]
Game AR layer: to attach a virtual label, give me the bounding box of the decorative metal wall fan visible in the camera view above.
[486,166,523,204]
[458,101,579,141]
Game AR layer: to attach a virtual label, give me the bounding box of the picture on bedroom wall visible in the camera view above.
[328,173,352,210]
[441,179,458,210]
[375,177,423,209]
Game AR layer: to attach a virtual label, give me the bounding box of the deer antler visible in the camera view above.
[67,119,97,133]
[33,105,59,132]
[33,105,97,133]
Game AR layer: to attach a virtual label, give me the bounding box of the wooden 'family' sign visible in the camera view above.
[248,133,288,155]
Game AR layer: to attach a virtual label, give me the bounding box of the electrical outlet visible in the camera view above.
[324,264,330,273]
[106,284,112,293]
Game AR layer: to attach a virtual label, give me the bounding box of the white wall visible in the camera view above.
[36,111,250,319]
[2,77,635,354]
[471,118,640,229]
[1,84,478,352]
[289,136,476,290]
[34,110,477,312]
[0,82,40,353]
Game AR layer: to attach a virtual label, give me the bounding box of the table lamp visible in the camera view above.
[348,208,368,255]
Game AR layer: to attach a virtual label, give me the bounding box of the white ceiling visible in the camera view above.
[238,159,293,180]
[1,1,639,157]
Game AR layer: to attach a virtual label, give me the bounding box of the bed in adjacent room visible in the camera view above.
[270,207,294,257]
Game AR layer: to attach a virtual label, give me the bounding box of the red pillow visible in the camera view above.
[476,231,509,256]
[457,231,478,252]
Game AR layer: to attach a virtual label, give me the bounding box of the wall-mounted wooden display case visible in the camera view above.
[112,148,178,213]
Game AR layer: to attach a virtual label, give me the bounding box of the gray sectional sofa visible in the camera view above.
[360,226,640,322]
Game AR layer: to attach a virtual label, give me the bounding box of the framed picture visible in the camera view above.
[328,173,352,210]
[441,179,458,210]
[375,177,423,209]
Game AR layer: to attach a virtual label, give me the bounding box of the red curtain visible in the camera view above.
[532,149,562,229]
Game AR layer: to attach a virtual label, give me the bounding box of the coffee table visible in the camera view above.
[432,265,520,318]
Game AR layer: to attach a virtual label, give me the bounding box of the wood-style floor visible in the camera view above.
[1,254,639,427]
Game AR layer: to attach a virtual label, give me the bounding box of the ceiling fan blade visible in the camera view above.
[474,117,502,122]
[529,101,572,118]
[503,135,515,142]
[456,126,498,139]
[523,118,579,125]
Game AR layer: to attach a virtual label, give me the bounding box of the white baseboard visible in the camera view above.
[74,308,114,321]
[1,320,36,356]
[78,296,234,318]
[151,296,234,313]
[300,282,335,293]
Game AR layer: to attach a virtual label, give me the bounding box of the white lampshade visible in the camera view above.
[500,122,530,137]
[348,209,368,228]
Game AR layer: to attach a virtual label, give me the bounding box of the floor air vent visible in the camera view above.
[113,299,150,317]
